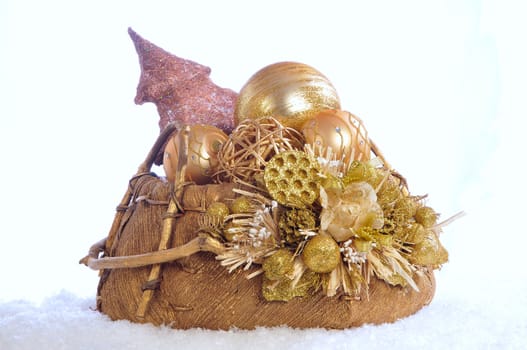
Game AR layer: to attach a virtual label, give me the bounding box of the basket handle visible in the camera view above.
[80,123,179,264]
[137,122,178,173]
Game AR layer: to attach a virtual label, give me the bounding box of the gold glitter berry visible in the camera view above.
[302,234,340,273]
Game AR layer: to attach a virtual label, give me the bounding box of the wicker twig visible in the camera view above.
[104,123,178,255]
[214,117,304,184]
[136,125,191,319]
[81,235,225,270]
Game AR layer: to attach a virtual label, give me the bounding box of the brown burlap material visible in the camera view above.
[95,173,436,330]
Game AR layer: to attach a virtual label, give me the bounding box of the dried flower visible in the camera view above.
[320,182,384,242]
[262,249,295,280]
[262,266,320,301]
[415,206,438,228]
[216,190,280,272]
[279,208,317,245]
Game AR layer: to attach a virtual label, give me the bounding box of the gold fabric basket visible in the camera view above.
[80,123,436,330]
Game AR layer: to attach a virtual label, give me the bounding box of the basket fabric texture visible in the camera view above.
[95,172,435,329]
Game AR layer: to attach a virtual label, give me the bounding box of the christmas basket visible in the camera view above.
[80,29,454,330]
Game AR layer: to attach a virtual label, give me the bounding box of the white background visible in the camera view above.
[1,0,526,348]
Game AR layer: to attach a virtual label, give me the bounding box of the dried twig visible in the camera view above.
[80,235,225,270]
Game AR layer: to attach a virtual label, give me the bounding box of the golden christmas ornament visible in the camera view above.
[80,35,458,330]
[234,62,341,131]
[215,117,304,184]
[302,234,340,273]
[206,202,230,222]
[230,196,253,214]
[163,124,228,185]
[264,150,321,208]
[301,109,356,161]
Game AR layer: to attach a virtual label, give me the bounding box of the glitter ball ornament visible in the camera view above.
[392,197,419,223]
[163,124,228,184]
[206,202,230,222]
[234,62,341,131]
[264,150,321,208]
[302,234,340,273]
[230,196,253,214]
[302,109,370,162]
[215,117,304,184]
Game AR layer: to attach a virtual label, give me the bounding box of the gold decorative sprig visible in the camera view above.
[216,189,281,273]
[209,117,457,302]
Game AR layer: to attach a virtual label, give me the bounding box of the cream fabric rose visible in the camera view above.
[320,182,384,242]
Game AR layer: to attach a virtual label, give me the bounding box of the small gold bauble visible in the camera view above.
[302,234,340,273]
[206,202,230,222]
[230,196,253,214]
[234,62,341,131]
[163,125,228,185]
[263,150,320,208]
[302,109,371,162]
[222,222,238,242]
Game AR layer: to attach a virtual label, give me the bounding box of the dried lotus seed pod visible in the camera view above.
[264,150,320,208]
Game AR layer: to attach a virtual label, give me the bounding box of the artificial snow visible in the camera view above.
[1,287,525,350]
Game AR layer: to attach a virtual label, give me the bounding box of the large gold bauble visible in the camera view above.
[163,125,228,185]
[234,62,341,131]
[302,109,371,163]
